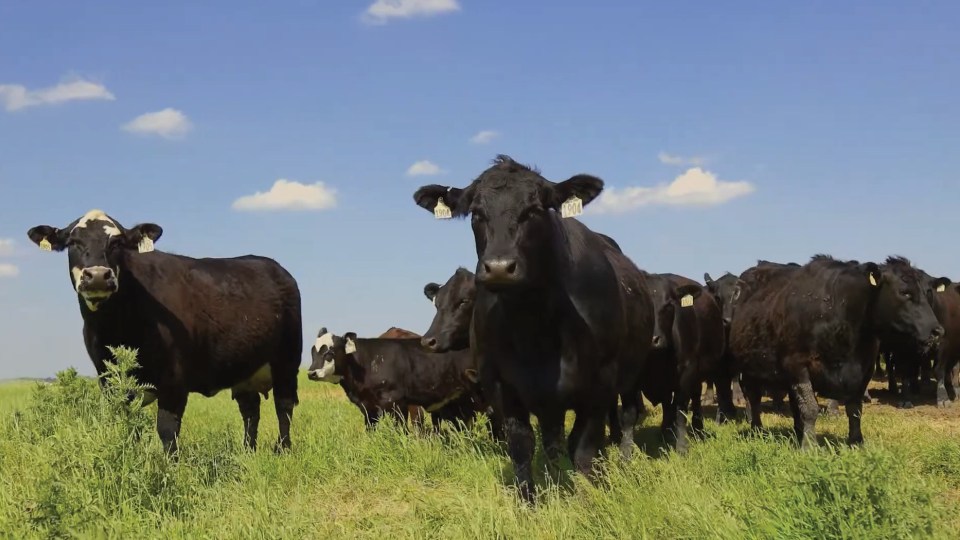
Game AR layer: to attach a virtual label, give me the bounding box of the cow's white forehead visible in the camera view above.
[314,331,335,352]
[73,209,121,237]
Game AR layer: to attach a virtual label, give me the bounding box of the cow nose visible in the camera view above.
[80,266,116,289]
[932,326,945,339]
[421,336,438,351]
[482,259,518,280]
[651,335,664,348]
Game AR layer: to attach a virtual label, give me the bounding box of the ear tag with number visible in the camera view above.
[344,338,356,354]
[869,273,878,287]
[560,196,583,218]
[936,283,946,293]
[434,197,452,219]
[138,236,154,254]
[680,294,694,308]
[39,238,52,251]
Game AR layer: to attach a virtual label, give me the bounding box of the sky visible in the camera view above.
[1,1,959,378]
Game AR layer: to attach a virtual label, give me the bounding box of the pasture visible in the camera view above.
[1,349,959,539]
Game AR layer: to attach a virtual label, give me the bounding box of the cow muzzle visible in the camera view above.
[651,335,668,349]
[479,257,523,289]
[75,266,118,309]
[307,358,340,384]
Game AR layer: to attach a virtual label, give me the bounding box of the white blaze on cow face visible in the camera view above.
[72,209,121,237]
[309,331,341,383]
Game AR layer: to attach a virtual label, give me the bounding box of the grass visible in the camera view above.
[1,348,959,539]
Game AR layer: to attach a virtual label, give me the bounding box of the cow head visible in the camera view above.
[308,328,357,384]
[647,275,702,349]
[27,209,163,312]
[704,272,739,325]
[421,267,475,352]
[413,154,604,292]
[875,257,944,351]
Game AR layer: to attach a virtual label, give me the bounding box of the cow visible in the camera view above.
[640,272,729,453]
[727,254,943,447]
[27,209,302,454]
[307,328,485,431]
[876,262,956,408]
[413,154,654,502]
[422,268,476,354]
[377,327,428,427]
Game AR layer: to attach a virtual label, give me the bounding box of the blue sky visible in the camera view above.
[1,1,958,378]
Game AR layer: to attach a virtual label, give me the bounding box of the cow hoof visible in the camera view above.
[898,401,914,410]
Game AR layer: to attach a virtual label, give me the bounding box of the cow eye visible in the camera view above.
[518,207,542,223]
[900,290,912,299]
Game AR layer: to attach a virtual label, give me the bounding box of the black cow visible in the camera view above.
[307,329,485,431]
[641,272,729,453]
[422,267,476,353]
[413,154,654,502]
[27,209,302,453]
[877,260,954,408]
[727,254,942,447]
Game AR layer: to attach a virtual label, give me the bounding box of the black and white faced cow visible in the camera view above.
[27,209,302,454]
[413,154,655,502]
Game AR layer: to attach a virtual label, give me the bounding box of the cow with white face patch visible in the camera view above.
[308,328,488,432]
[27,209,303,455]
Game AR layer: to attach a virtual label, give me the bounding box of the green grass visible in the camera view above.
[1,348,959,539]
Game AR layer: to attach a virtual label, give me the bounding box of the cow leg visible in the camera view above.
[789,377,819,449]
[845,395,864,446]
[670,391,692,455]
[934,355,953,408]
[945,361,958,402]
[538,411,565,480]
[618,390,642,460]
[270,360,298,452]
[157,393,187,455]
[743,382,763,431]
[894,357,916,409]
[234,392,261,450]
[691,382,705,435]
[500,391,535,503]
[715,375,737,424]
[607,397,622,447]
[572,411,606,478]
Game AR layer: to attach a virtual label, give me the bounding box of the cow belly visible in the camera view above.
[229,364,273,397]
[811,361,868,400]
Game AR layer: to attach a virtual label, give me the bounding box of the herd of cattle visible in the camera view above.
[26,154,959,502]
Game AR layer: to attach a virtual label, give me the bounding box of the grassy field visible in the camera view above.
[2,350,959,539]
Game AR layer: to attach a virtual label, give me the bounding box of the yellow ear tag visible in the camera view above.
[39,238,52,251]
[344,338,357,354]
[560,196,583,218]
[138,236,154,254]
[680,294,694,308]
[936,284,946,293]
[434,197,452,220]
[869,273,878,287]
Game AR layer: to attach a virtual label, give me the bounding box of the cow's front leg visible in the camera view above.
[157,392,188,455]
[501,389,535,503]
[788,373,819,449]
[538,409,565,481]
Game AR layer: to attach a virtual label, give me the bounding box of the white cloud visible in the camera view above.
[0,77,115,112]
[406,160,444,176]
[362,0,460,24]
[658,151,704,167]
[0,264,19,278]
[589,167,755,214]
[469,130,499,144]
[0,239,13,257]
[232,179,338,212]
[121,108,193,139]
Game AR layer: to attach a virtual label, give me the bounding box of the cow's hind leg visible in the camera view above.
[742,380,763,431]
[157,392,188,455]
[234,391,261,450]
[715,375,737,424]
[618,390,642,460]
[845,394,864,446]
[934,354,954,408]
[572,409,606,479]
[270,363,298,453]
[789,375,819,449]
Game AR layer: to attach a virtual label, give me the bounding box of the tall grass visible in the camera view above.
[1,348,958,539]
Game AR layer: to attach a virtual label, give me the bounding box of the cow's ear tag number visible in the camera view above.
[560,196,583,218]
[680,294,694,308]
[138,236,155,254]
[869,273,878,287]
[434,198,452,220]
[39,238,52,251]
[345,338,357,354]
[936,283,946,293]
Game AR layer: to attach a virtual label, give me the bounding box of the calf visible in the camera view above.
[641,272,729,453]
[413,154,654,502]
[27,209,302,453]
[377,327,428,427]
[308,329,485,431]
[727,254,942,447]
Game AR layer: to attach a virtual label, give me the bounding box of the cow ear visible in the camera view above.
[343,332,358,354]
[124,223,163,253]
[413,185,468,219]
[462,368,480,384]
[27,225,68,252]
[859,262,881,287]
[424,283,440,303]
[673,284,703,307]
[549,174,604,214]
[932,277,951,293]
